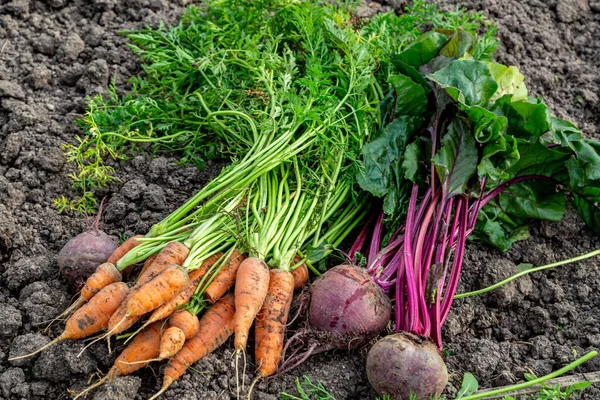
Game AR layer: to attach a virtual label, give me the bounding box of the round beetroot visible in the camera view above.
[366,333,448,400]
[308,265,391,338]
[57,230,118,283]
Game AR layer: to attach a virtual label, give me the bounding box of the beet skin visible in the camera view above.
[57,230,118,283]
[308,265,391,339]
[366,333,448,400]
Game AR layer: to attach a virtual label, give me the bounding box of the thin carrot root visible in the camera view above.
[247,376,261,400]
[74,322,162,398]
[148,376,173,400]
[291,260,309,290]
[8,337,62,361]
[72,374,112,400]
[119,358,163,365]
[144,253,220,327]
[135,241,190,286]
[42,296,86,331]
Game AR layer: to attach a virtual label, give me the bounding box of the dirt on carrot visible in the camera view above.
[233,258,270,351]
[255,269,294,377]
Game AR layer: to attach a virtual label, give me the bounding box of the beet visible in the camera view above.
[366,333,448,400]
[57,230,118,283]
[308,265,391,339]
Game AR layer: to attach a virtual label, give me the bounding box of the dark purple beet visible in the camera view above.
[308,264,391,339]
[57,230,118,283]
[366,333,448,400]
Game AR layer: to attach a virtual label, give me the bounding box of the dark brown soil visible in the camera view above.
[0,0,599,399]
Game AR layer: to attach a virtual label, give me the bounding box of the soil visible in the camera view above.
[0,0,599,399]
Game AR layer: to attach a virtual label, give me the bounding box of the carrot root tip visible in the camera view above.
[72,374,111,400]
[148,376,173,400]
[8,336,62,361]
[246,376,262,400]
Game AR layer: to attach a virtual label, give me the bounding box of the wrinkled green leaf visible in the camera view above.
[396,31,449,68]
[392,59,432,91]
[432,118,478,196]
[403,140,423,183]
[461,103,507,143]
[505,140,571,180]
[477,133,519,180]
[428,60,498,106]
[485,62,527,102]
[388,75,428,117]
[571,186,600,232]
[499,181,565,222]
[439,29,475,59]
[473,205,530,251]
[494,96,551,141]
[358,116,422,214]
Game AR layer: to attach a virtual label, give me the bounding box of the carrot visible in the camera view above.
[291,258,309,290]
[143,253,221,327]
[72,322,162,400]
[107,301,141,337]
[168,310,199,339]
[149,293,236,400]
[105,256,156,336]
[107,234,144,264]
[81,262,122,301]
[136,253,158,278]
[158,326,186,360]
[127,265,189,317]
[204,250,245,303]
[106,244,189,336]
[50,262,122,326]
[10,282,129,360]
[234,257,270,351]
[122,311,198,364]
[136,241,190,286]
[254,269,294,377]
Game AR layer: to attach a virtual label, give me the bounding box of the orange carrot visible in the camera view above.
[168,310,199,340]
[291,259,309,290]
[107,234,144,264]
[54,262,122,323]
[234,257,270,351]
[149,293,236,400]
[72,322,162,400]
[254,269,294,377]
[204,250,245,303]
[81,262,122,301]
[132,253,157,277]
[104,253,157,336]
[107,301,141,336]
[143,253,221,327]
[10,282,129,360]
[136,242,190,287]
[127,265,189,317]
[106,243,189,336]
[158,326,186,360]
